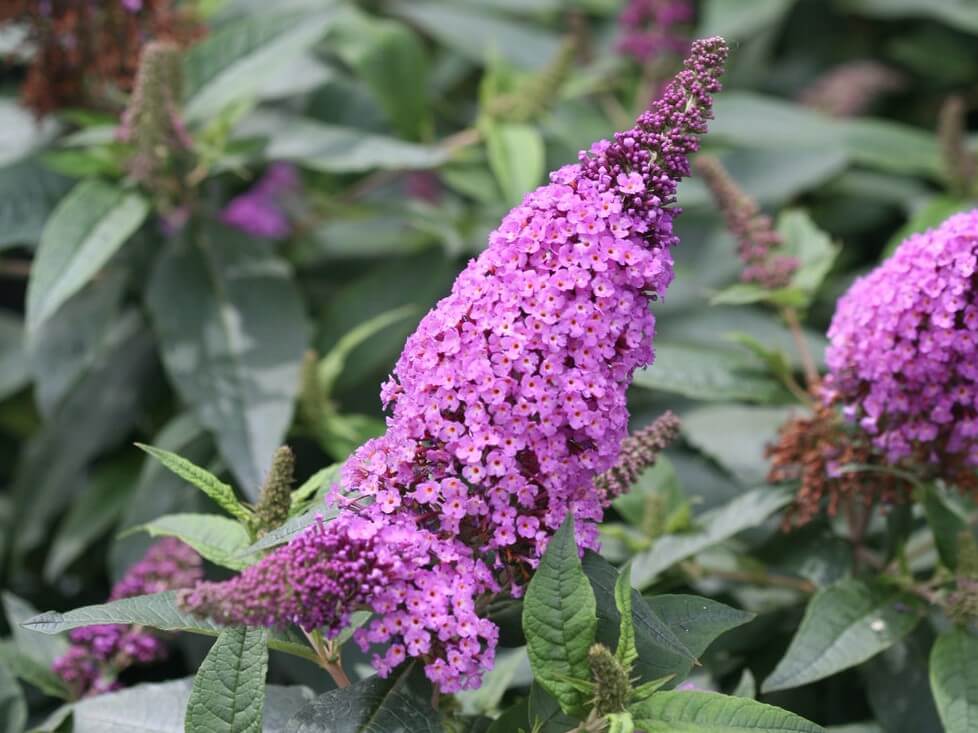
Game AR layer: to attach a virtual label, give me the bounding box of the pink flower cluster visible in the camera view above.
[54,538,202,698]
[823,210,978,476]
[617,0,694,64]
[182,37,728,693]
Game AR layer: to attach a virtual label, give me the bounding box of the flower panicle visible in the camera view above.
[180,38,728,693]
[595,411,681,500]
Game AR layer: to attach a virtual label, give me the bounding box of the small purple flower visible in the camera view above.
[221,163,299,239]
[617,0,694,65]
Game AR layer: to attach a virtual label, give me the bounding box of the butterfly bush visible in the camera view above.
[54,539,202,697]
[221,163,300,239]
[181,37,728,692]
[822,209,978,488]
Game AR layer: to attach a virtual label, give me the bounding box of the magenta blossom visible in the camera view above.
[182,37,728,693]
[823,209,978,484]
[617,0,694,64]
[221,162,300,239]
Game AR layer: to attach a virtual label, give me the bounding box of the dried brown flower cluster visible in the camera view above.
[0,0,202,117]
[766,401,910,527]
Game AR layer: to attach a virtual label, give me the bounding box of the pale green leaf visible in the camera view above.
[485,121,545,207]
[762,579,923,692]
[145,224,309,497]
[631,488,793,588]
[929,629,978,733]
[135,513,252,571]
[630,690,825,732]
[183,9,338,121]
[0,640,70,699]
[614,563,638,671]
[185,627,268,733]
[22,591,318,664]
[0,660,26,733]
[633,342,789,404]
[523,514,597,717]
[26,180,148,333]
[135,444,251,524]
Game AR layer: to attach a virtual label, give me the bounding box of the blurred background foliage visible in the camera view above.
[0,0,975,729]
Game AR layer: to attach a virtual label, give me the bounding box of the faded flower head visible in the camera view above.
[182,37,728,693]
[0,0,202,117]
[617,0,694,65]
[696,155,797,289]
[53,539,202,698]
[595,411,680,500]
[799,60,904,118]
[823,209,978,492]
[767,401,910,527]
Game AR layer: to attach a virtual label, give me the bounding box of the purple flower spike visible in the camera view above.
[824,209,978,489]
[182,37,728,694]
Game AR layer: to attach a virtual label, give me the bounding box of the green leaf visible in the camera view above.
[44,458,140,582]
[26,180,148,333]
[488,697,530,733]
[485,122,545,207]
[455,648,529,716]
[777,209,839,308]
[631,488,793,588]
[0,313,28,401]
[930,629,978,733]
[0,659,26,733]
[7,310,156,558]
[523,514,597,718]
[645,596,755,660]
[186,627,268,733]
[629,691,825,732]
[146,224,309,497]
[62,679,312,733]
[0,641,70,699]
[528,682,577,733]
[861,630,942,733]
[183,9,338,121]
[329,10,430,139]
[241,505,339,557]
[2,593,67,666]
[135,444,251,524]
[883,196,974,257]
[391,2,561,70]
[284,665,442,732]
[698,0,797,40]
[921,484,968,570]
[762,579,923,693]
[732,669,757,699]
[239,111,449,173]
[840,118,941,178]
[582,553,696,685]
[22,591,318,665]
[317,308,417,400]
[134,513,252,570]
[614,563,638,671]
[681,405,796,486]
[0,157,71,249]
[837,0,978,34]
[290,464,342,515]
[633,342,789,404]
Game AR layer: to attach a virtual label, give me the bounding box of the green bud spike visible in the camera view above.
[588,644,632,717]
[254,446,296,534]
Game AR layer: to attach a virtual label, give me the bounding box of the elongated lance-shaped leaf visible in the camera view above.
[22,591,318,664]
[614,562,638,671]
[930,629,978,733]
[762,579,923,693]
[136,444,253,524]
[523,513,598,718]
[289,464,341,516]
[26,180,148,333]
[131,513,252,570]
[185,626,268,733]
[629,690,826,732]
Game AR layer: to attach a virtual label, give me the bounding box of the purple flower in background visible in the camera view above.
[221,163,300,239]
[823,209,978,491]
[617,0,694,64]
[53,539,202,698]
[182,37,728,693]
[121,0,143,12]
